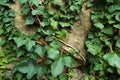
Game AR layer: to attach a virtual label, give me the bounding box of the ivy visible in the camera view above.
[0,0,83,79]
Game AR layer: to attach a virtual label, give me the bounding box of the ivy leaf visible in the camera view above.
[51,58,64,77]
[13,38,26,48]
[34,45,44,57]
[20,0,28,4]
[101,27,113,35]
[25,39,35,51]
[94,22,104,29]
[50,41,60,49]
[25,16,35,25]
[116,38,120,48]
[70,4,79,11]
[18,63,36,79]
[103,52,120,68]
[113,24,120,29]
[50,18,58,30]
[115,13,120,21]
[108,5,120,13]
[59,22,72,27]
[0,29,3,35]
[30,0,39,7]
[63,56,72,67]
[85,39,103,55]
[106,0,114,3]
[37,66,46,78]
[47,48,59,60]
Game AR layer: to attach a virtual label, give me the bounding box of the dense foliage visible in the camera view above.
[84,0,120,79]
[0,0,83,80]
[0,0,120,80]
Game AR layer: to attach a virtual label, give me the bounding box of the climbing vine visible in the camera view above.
[84,0,120,79]
[0,0,120,80]
[0,0,84,79]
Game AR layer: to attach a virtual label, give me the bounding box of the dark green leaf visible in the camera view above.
[25,39,35,51]
[25,16,35,25]
[51,58,64,77]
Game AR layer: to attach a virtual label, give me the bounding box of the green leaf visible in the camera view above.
[50,41,60,49]
[108,5,120,13]
[25,39,35,51]
[13,37,26,48]
[85,39,103,55]
[116,38,120,48]
[34,45,44,57]
[21,4,30,15]
[59,22,72,27]
[51,58,64,77]
[25,16,35,25]
[37,66,46,78]
[47,48,59,60]
[94,22,104,29]
[70,5,79,11]
[106,0,114,3]
[30,0,40,7]
[101,27,113,35]
[56,29,66,40]
[18,63,36,79]
[115,13,120,21]
[0,29,3,35]
[113,24,120,29]
[63,56,72,67]
[20,0,28,4]
[50,18,58,30]
[32,10,41,15]
[103,52,120,68]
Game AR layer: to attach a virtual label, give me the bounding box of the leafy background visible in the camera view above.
[0,0,120,80]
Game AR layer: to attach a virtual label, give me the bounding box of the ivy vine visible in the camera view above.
[0,0,84,79]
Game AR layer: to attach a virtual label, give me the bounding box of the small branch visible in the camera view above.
[110,45,114,53]
[53,36,86,65]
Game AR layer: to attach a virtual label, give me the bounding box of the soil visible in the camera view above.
[11,0,34,35]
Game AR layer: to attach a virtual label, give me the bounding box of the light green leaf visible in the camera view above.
[34,45,44,57]
[113,24,120,29]
[51,58,64,77]
[0,29,3,35]
[70,5,79,11]
[63,56,72,67]
[32,10,42,15]
[108,5,120,13]
[115,13,120,21]
[50,41,60,49]
[50,18,58,30]
[47,48,59,59]
[59,22,71,27]
[85,39,103,55]
[103,52,120,68]
[94,22,104,29]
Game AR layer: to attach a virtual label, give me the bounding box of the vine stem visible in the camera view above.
[53,36,86,65]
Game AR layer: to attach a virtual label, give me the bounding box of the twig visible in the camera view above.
[53,36,86,65]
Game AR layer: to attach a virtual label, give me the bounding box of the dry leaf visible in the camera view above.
[36,38,47,45]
